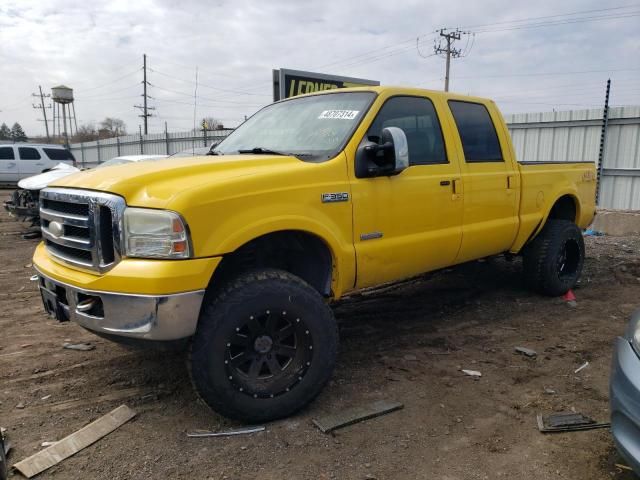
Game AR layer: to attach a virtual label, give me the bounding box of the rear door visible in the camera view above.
[0,146,18,183]
[446,100,519,262]
[17,146,47,178]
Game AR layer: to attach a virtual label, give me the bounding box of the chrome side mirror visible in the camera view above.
[355,126,410,178]
[381,127,408,174]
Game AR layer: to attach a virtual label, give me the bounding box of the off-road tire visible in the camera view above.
[190,269,338,423]
[523,219,585,296]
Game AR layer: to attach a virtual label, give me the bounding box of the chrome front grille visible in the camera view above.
[40,188,126,273]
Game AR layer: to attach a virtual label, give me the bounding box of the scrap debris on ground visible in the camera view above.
[537,412,611,433]
[1,189,639,479]
[312,400,404,434]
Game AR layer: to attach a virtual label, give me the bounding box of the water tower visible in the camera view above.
[51,85,77,146]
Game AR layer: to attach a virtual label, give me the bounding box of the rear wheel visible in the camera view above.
[190,269,338,422]
[523,219,585,296]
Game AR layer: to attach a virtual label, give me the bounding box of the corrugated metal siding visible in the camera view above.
[506,106,640,210]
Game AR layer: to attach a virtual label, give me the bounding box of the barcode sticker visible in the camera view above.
[318,110,360,120]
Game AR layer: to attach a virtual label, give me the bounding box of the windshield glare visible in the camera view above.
[216,91,376,161]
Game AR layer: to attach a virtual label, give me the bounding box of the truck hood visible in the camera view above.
[49,154,304,208]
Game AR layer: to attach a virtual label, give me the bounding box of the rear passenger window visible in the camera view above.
[0,147,14,159]
[448,101,503,162]
[18,147,41,160]
[366,96,447,165]
[44,148,75,161]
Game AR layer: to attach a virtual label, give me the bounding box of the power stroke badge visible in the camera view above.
[321,192,350,203]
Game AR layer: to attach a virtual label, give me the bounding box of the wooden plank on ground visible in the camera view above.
[312,400,403,433]
[13,404,136,478]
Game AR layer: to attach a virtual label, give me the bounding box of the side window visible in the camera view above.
[43,148,75,161]
[0,147,15,159]
[18,147,41,160]
[448,101,503,162]
[366,96,447,165]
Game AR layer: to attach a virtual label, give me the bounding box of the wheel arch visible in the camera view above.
[524,193,581,249]
[207,229,337,298]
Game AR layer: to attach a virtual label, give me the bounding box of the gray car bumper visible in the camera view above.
[36,269,204,341]
[610,335,640,474]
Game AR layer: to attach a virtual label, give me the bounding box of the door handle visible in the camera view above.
[7,162,16,168]
[507,175,515,189]
[439,180,451,186]
[452,178,462,200]
[35,162,44,166]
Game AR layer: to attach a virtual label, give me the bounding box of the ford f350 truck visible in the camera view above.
[33,87,596,422]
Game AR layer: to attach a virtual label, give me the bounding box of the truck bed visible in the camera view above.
[512,160,597,252]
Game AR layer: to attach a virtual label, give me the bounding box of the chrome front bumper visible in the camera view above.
[35,269,205,341]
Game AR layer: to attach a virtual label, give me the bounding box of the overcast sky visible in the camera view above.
[1,0,639,137]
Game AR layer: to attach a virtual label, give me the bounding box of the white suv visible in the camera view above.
[0,144,75,184]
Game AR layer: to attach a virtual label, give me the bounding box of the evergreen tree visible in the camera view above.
[0,123,10,141]
[10,123,28,142]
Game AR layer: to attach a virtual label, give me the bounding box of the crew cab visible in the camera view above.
[0,144,75,184]
[32,87,596,422]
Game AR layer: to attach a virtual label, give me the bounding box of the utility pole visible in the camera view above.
[32,86,51,141]
[595,78,611,206]
[434,28,470,92]
[134,53,154,134]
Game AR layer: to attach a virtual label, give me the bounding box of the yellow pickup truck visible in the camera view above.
[33,86,596,422]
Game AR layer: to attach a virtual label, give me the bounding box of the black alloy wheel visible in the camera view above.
[225,309,314,399]
[190,269,339,422]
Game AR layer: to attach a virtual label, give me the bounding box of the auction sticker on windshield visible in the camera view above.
[318,110,360,120]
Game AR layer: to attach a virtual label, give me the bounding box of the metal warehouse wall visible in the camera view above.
[505,106,640,211]
[69,130,232,168]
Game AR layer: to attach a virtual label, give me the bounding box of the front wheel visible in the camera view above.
[523,219,585,296]
[190,269,338,423]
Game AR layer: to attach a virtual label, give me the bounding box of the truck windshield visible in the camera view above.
[215,91,376,161]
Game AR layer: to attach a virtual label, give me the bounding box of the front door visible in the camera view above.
[0,146,18,183]
[350,95,463,289]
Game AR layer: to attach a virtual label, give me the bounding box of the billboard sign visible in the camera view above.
[272,68,379,102]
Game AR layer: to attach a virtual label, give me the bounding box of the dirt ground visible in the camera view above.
[1,188,639,480]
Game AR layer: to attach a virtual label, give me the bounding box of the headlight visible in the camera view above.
[625,309,640,355]
[123,208,191,259]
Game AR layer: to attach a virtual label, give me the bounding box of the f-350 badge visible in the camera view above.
[321,192,349,203]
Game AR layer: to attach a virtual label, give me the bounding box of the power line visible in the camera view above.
[453,67,640,80]
[458,4,640,30]
[149,82,267,106]
[148,67,269,96]
[74,67,142,93]
[474,11,640,34]
[78,83,140,100]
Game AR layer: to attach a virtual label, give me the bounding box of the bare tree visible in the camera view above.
[72,123,99,142]
[99,117,127,137]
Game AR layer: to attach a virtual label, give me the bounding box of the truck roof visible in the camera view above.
[286,85,495,105]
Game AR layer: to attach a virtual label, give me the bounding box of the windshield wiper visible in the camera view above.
[237,147,291,156]
[207,149,223,156]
